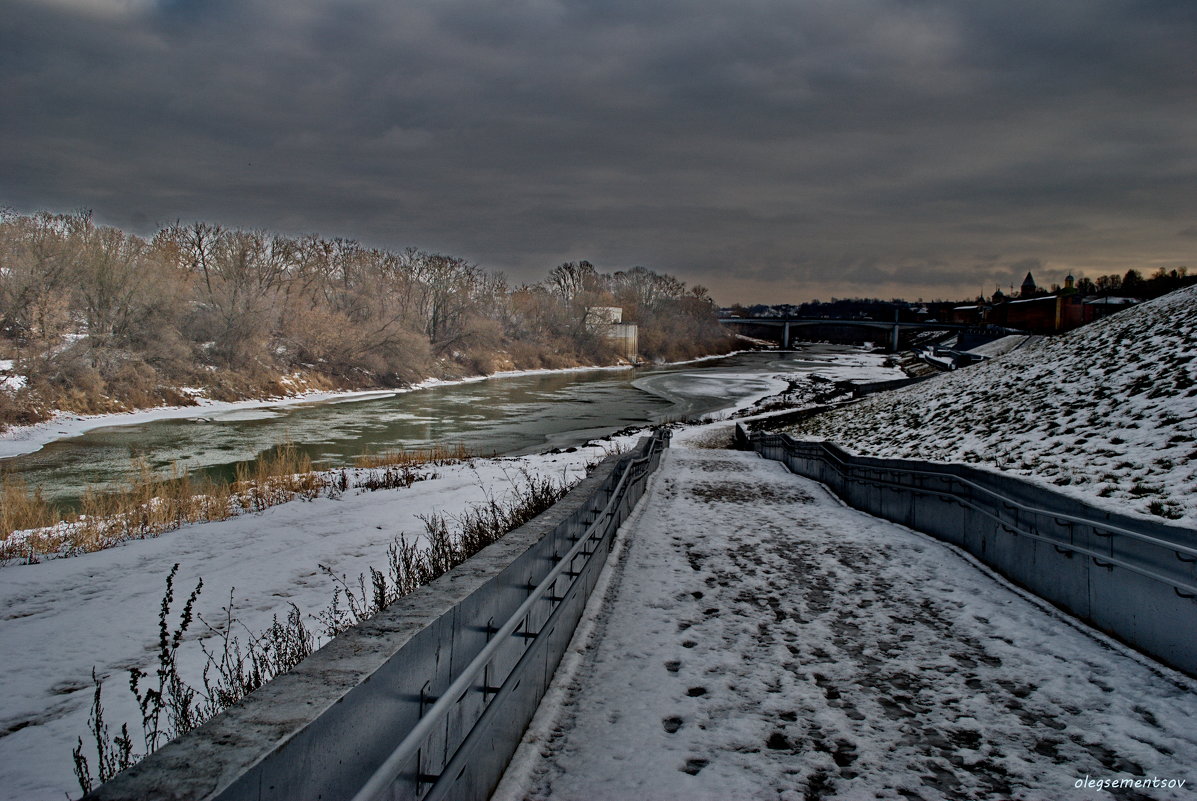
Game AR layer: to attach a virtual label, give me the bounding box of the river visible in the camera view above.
[0,348,877,505]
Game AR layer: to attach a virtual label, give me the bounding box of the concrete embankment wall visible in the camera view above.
[737,426,1197,677]
[90,431,669,801]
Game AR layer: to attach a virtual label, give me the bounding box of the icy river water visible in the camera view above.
[1,349,860,505]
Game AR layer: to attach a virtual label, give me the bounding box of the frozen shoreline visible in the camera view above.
[0,349,805,462]
[0,348,899,800]
[0,344,890,462]
[0,361,651,461]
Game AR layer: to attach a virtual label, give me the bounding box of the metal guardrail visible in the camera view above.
[352,428,670,801]
[737,425,1197,676]
[784,437,1197,594]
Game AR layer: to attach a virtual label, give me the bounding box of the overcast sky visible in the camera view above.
[3,0,1195,304]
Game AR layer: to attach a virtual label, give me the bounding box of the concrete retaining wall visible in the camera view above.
[737,426,1197,677]
[90,431,669,801]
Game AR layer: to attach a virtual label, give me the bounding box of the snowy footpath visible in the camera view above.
[496,436,1197,801]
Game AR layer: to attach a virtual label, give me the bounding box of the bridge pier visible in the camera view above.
[890,324,899,352]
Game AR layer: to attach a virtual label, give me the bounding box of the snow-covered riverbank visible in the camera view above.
[0,346,903,463]
[0,349,909,800]
[0,450,609,800]
[0,362,644,461]
[784,286,1197,526]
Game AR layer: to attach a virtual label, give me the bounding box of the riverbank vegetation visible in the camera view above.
[71,469,576,794]
[0,443,478,563]
[0,210,735,431]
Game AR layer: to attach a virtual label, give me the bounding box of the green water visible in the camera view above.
[0,349,847,505]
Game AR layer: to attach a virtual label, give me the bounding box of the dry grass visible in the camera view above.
[1,477,64,556]
[68,463,237,555]
[73,466,577,793]
[232,444,324,512]
[353,442,472,469]
[1,445,330,562]
[1,443,473,563]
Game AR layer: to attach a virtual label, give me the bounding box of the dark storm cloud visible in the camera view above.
[3,0,1195,301]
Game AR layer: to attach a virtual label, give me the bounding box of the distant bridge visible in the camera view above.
[717,317,973,351]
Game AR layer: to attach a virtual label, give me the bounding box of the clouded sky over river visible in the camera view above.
[3,0,1195,303]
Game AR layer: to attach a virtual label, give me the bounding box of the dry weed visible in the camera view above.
[353,443,472,469]
[2,444,336,561]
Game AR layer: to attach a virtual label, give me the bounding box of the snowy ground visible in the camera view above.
[496,432,1197,801]
[0,347,901,800]
[962,334,1040,358]
[0,451,609,801]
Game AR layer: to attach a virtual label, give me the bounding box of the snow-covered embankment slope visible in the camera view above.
[787,286,1197,525]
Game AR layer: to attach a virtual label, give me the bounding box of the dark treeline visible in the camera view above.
[1038,267,1194,300]
[0,211,734,430]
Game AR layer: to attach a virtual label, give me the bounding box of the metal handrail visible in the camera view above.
[759,433,1197,558]
[751,431,1197,596]
[833,457,1197,596]
[350,430,669,801]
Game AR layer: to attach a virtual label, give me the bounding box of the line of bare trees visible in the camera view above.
[0,211,735,429]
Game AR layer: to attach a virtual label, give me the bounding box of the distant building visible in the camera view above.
[606,323,639,361]
[587,307,638,361]
[950,305,986,325]
[1083,296,1140,321]
[1020,272,1037,298]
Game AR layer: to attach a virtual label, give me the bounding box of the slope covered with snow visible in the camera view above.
[786,286,1197,525]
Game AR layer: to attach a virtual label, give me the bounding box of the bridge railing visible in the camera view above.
[91,429,670,801]
[737,425,1197,676]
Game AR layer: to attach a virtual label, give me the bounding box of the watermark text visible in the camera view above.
[1075,775,1187,793]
